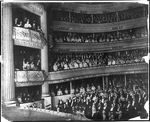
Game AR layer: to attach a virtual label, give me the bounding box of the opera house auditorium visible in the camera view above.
[1,2,149,121]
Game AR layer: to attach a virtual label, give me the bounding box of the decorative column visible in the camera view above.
[2,3,16,106]
[41,8,49,98]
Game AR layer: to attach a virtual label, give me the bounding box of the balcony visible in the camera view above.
[52,37,148,52]
[13,27,47,49]
[15,71,45,87]
[48,63,148,84]
[52,17,147,33]
[51,3,142,14]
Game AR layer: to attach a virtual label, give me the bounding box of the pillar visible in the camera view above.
[41,8,49,98]
[116,11,119,21]
[70,81,72,94]
[69,11,71,22]
[2,3,16,106]
[106,76,108,89]
[124,74,127,87]
[102,76,105,90]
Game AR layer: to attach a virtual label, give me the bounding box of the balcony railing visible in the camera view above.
[15,71,45,87]
[48,63,148,83]
[13,27,47,49]
[52,17,147,33]
[52,37,148,52]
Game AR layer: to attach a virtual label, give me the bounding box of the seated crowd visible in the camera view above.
[14,17,44,34]
[50,84,70,96]
[16,90,41,104]
[52,49,147,71]
[55,74,148,120]
[53,26,148,43]
[52,5,147,23]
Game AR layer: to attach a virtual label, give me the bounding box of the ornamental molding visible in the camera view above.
[48,63,148,82]
[15,81,44,87]
[48,70,148,84]
[13,27,47,49]
[15,71,45,82]
[13,3,44,16]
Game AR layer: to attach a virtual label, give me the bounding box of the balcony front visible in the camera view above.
[48,63,148,83]
[13,27,47,49]
[15,71,45,87]
[52,37,148,52]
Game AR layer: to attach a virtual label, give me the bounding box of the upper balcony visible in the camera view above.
[50,3,145,14]
[52,17,147,33]
[48,63,148,84]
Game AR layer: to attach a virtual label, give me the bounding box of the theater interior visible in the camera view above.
[1,2,149,121]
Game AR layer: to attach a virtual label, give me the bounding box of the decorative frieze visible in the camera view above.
[13,27,47,49]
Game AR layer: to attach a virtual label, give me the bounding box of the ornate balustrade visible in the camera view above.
[15,71,45,87]
[48,63,148,84]
[52,37,148,52]
[13,27,47,49]
[52,17,147,33]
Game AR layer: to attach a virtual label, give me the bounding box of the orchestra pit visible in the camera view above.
[1,2,149,121]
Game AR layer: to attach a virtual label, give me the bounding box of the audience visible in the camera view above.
[14,17,44,34]
[51,48,147,71]
[52,5,147,23]
[55,73,148,120]
[15,51,41,71]
[16,90,41,104]
[53,26,148,43]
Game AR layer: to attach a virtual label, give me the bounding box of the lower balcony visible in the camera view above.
[48,63,148,83]
[15,71,45,87]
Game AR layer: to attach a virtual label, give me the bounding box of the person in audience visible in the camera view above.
[24,18,32,29]
[64,88,69,95]
[57,88,63,96]
[91,84,96,91]
[32,21,36,30]
[86,84,91,92]
[15,18,23,27]
[17,93,23,104]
